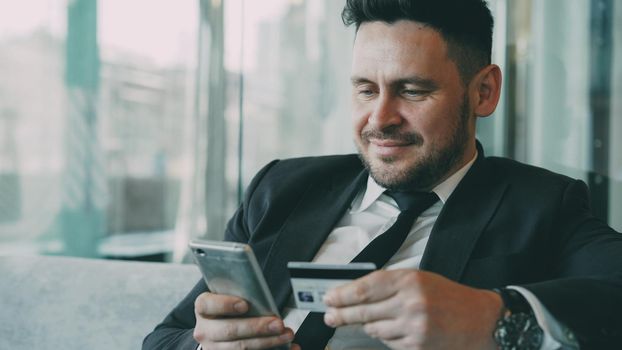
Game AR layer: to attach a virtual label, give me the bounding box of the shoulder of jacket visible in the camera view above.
[485,156,579,187]
[243,154,362,200]
[266,154,362,176]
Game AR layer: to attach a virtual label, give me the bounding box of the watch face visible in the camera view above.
[494,313,544,350]
[518,320,544,349]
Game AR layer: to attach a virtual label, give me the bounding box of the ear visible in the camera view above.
[469,64,502,117]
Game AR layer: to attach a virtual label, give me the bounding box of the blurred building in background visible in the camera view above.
[0,0,620,262]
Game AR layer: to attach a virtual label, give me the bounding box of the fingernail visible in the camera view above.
[323,293,333,306]
[269,320,282,332]
[234,301,247,313]
[324,312,335,327]
[279,331,294,341]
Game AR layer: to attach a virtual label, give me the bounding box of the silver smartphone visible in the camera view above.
[189,239,281,318]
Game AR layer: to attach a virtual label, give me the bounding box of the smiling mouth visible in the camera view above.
[361,127,424,149]
[367,139,417,158]
[369,139,413,147]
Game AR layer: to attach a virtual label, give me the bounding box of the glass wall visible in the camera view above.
[0,0,199,260]
[499,0,622,230]
[231,0,355,185]
[219,0,622,241]
[0,0,619,262]
[181,0,358,260]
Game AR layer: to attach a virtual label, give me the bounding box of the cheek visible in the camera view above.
[411,105,458,142]
[419,119,443,139]
[351,106,369,134]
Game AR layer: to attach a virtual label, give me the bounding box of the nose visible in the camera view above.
[368,92,403,130]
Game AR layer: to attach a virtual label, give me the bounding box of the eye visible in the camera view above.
[359,89,374,96]
[355,85,377,99]
[401,89,428,98]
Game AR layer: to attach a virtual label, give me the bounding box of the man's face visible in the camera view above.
[351,20,476,191]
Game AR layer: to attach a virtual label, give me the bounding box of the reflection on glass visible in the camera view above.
[1,0,620,261]
[0,0,199,259]
[503,0,621,230]
[230,0,355,187]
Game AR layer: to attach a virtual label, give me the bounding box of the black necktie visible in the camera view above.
[293,191,439,349]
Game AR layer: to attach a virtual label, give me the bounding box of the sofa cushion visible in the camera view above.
[0,255,200,350]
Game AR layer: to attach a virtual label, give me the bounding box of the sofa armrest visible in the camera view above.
[0,255,200,350]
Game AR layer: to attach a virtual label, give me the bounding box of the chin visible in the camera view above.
[357,143,438,190]
[366,156,418,189]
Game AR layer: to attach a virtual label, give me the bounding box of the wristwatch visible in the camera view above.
[493,288,544,350]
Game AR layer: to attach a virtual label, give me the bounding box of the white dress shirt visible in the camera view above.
[281,153,577,350]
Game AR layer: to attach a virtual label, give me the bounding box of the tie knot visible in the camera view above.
[386,190,439,213]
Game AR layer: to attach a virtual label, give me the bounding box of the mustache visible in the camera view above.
[361,126,424,145]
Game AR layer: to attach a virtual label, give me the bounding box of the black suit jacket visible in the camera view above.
[144,148,622,349]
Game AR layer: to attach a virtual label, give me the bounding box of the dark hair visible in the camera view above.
[342,0,494,83]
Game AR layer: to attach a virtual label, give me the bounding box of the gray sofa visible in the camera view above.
[0,255,200,350]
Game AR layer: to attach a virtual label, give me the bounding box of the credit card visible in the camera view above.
[287,262,376,312]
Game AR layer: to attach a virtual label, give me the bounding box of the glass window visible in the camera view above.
[498,0,621,231]
[225,0,355,187]
[183,0,357,253]
[1,0,619,262]
[0,0,199,260]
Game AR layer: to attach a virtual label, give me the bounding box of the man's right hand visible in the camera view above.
[193,292,300,350]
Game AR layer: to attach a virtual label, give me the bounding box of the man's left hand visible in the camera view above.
[322,269,502,350]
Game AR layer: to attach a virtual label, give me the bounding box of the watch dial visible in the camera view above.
[494,313,544,350]
[518,315,544,349]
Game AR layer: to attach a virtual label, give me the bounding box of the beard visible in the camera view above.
[357,95,471,191]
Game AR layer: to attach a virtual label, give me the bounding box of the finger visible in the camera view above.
[363,318,409,341]
[291,343,302,350]
[324,298,396,327]
[204,317,286,341]
[324,270,399,307]
[206,329,294,350]
[194,292,248,318]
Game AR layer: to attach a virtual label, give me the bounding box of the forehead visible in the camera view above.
[351,20,455,81]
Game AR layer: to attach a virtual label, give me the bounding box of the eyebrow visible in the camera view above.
[350,76,439,90]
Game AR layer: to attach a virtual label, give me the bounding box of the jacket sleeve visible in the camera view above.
[522,180,622,349]
[142,160,280,350]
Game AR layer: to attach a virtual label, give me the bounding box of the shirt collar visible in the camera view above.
[352,151,478,213]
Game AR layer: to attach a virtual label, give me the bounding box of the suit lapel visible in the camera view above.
[263,167,368,310]
[420,150,508,282]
